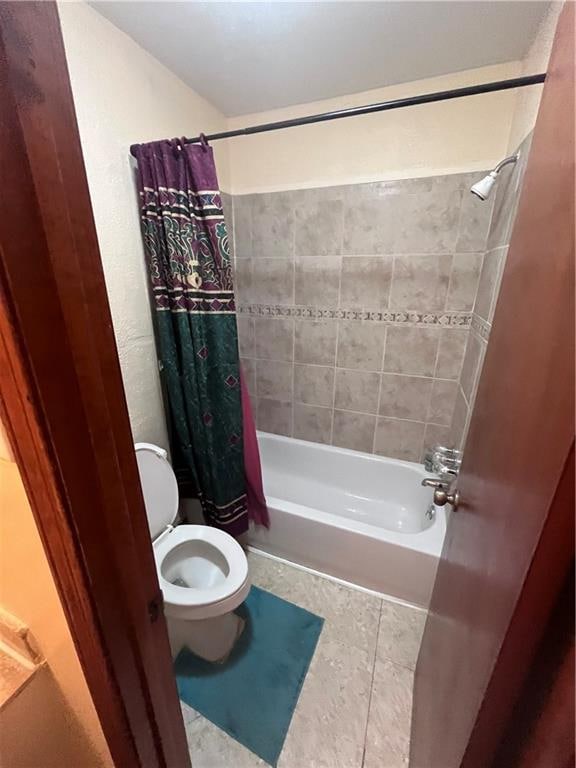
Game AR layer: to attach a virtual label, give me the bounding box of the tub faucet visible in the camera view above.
[423,445,462,481]
[422,445,462,510]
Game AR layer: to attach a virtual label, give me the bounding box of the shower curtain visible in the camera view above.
[133,138,268,536]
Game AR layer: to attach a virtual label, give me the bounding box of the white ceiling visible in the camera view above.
[91,1,550,117]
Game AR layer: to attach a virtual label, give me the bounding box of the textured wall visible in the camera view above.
[507,2,562,150]
[59,2,230,449]
[230,172,495,461]
[226,61,520,194]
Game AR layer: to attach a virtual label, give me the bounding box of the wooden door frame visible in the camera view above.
[0,3,190,766]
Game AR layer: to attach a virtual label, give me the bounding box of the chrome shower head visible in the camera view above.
[470,153,519,201]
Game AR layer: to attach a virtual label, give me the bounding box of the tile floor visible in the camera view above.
[180,551,426,768]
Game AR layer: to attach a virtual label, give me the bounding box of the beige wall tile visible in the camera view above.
[256,398,292,436]
[422,423,452,459]
[390,254,452,311]
[334,369,380,414]
[295,320,337,365]
[342,181,461,255]
[445,253,483,311]
[236,317,255,358]
[459,332,483,404]
[251,192,294,259]
[254,317,294,361]
[374,417,425,462]
[230,171,519,461]
[295,255,340,307]
[232,195,253,259]
[294,364,334,407]
[427,379,459,426]
[455,185,494,252]
[379,374,433,422]
[293,403,333,444]
[486,155,524,250]
[332,410,376,453]
[251,259,294,305]
[474,247,506,322]
[339,256,393,310]
[435,329,468,380]
[383,326,441,376]
[336,321,386,371]
[450,388,470,451]
[256,360,293,401]
[233,258,254,303]
[294,198,343,256]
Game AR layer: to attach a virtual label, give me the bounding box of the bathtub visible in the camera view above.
[249,432,447,608]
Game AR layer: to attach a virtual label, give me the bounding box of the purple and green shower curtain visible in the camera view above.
[133,138,267,537]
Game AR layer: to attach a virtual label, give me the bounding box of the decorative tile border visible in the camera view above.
[471,313,491,341]
[237,303,472,327]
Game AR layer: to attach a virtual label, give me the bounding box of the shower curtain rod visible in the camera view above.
[130,74,545,155]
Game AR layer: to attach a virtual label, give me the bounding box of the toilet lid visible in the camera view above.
[135,443,179,540]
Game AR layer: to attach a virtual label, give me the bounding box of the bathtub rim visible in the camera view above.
[257,428,432,473]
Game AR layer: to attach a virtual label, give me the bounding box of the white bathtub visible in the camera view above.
[249,432,447,608]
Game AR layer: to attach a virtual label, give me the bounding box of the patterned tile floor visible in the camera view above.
[180,551,426,768]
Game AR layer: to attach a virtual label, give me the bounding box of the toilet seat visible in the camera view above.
[153,525,249,618]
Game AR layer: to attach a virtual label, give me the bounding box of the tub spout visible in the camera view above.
[421,478,447,489]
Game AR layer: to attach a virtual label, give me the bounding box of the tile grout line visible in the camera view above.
[329,263,343,445]
[372,326,387,453]
[424,332,445,455]
[361,598,383,768]
[242,356,461,382]
[290,205,296,439]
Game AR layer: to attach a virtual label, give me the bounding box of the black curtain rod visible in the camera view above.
[130,74,545,155]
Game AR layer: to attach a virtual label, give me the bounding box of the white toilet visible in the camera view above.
[135,442,250,662]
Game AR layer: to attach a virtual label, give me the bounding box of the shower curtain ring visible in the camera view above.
[199,133,209,151]
[169,137,184,156]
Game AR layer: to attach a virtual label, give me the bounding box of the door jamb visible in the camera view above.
[0,3,190,766]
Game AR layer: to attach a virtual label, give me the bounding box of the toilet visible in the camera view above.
[135,442,250,662]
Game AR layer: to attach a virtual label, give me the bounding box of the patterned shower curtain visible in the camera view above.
[133,138,263,537]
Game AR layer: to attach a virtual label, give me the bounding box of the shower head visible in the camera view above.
[470,172,498,201]
[470,153,519,201]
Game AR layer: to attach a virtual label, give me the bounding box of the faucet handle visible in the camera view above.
[424,445,462,475]
[433,445,462,460]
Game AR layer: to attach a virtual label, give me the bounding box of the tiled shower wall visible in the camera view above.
[224,171,499,462]
[450,134,531,449]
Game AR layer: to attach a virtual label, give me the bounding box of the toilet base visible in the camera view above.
[167,611,245,663]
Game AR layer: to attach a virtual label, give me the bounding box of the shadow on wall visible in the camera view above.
[0,665,109,768]
[0,451,112,768]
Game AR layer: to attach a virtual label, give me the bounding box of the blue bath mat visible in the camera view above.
[174,586,323,766]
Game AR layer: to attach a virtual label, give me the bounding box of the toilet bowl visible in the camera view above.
[135,442,250,662]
